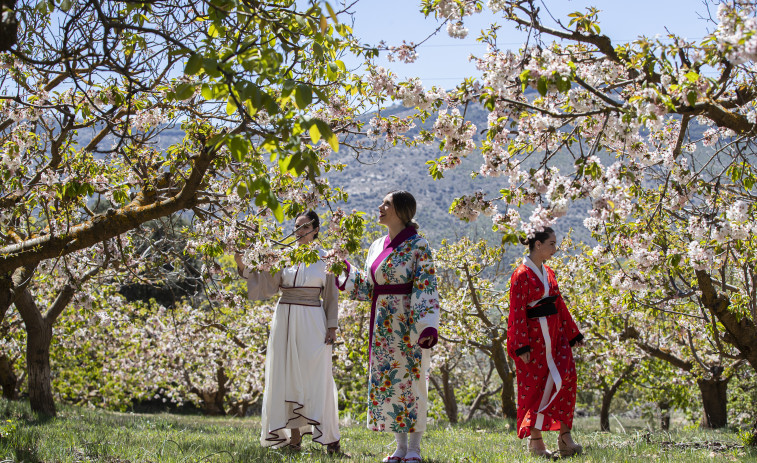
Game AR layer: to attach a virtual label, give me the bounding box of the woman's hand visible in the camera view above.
[325,327,337,345]
[519,351,531,363]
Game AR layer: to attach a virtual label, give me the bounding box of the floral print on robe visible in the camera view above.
[337,226,440,432]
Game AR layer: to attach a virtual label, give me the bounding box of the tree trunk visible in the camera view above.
[26,316,55,416]
[429,363,458,424]
[0,1,18,52]
[0,354,18,400]
[698,377,729,429]
[491,342,517,420]
[439,364,458,424]
[599,362,636,432]
[696,270,757,372]
[659,399,671,431]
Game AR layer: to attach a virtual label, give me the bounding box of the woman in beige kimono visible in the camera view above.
[235,211,341,454]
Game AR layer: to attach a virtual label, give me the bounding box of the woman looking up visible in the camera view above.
[336,190,440,463]
[235,211,341,454]
[506,227,584,458]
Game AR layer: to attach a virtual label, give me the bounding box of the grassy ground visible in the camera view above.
[0,399,753,462]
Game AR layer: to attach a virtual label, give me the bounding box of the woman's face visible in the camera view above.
[378,194,403,228]
[533,232,558,261]
[294,215,318,245]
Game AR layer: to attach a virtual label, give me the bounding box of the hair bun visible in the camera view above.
[407,219,420,230]
[518,235,530,246]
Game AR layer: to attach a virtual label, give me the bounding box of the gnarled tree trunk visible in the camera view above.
[696,271,757,371]
[658,399,671,431]
[0,355,18,400]
[26,318,55,415]
[189,365,228,416]
[492,342,517,420]
[599,361,636,432]
[429,363,458,423]
[698,377,729,429]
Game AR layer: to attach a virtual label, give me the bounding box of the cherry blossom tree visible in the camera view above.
[0,0,392,415]
[364,0,757,437]
[434,237,517,420]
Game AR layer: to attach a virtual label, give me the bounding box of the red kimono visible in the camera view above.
[506,257,583,439]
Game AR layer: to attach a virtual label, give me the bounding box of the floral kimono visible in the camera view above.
[336,226,440,432]
[506,257,584,439]
[243,250,340,448]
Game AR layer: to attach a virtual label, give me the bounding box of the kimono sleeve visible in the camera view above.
[334,260,373,301]
[410,239,440,349]
[243,268,282,301]
[506,269,531,360]
[555,283,583,346]
[323,273,340,329]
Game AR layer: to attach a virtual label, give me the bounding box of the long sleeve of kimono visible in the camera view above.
[556,288,583,346]
[334,260,373,301]
[243,268,282,301]
[323,274,339,329]
[410,240,440,348]
[506,271,531,359]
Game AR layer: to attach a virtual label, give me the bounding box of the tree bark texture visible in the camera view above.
[0,0,17,52]
[190,366,228,416]
[696,270,757,371]
[599,362,636,432]
[492,342,517,420]
[0,354,18,400]
[698,377,729,429]
[659,400,671,431]
[430,364,458,424]
[26,321,55,415]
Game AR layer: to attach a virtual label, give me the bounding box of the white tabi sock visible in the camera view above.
[404,431,422,460]
[389,432,407,459]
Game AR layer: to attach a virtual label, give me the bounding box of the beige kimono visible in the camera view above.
[244,252,340,447]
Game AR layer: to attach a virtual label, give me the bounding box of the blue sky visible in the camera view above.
[344,0,716,89]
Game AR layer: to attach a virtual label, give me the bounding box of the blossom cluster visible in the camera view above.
[449,192,497,222]
[714,1,757,64]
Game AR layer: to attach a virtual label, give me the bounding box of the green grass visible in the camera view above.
[0,399,753,462]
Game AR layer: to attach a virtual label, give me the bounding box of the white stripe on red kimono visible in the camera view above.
[336,226,440,433]
[244,250,341,448]
[506,257,584,439]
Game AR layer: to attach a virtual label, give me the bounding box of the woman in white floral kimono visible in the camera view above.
[336,191,440,463]
[235,211,341,454]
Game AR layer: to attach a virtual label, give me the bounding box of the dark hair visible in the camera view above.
[520,227,555,251]
[296,210,320,239]
[388,190,419,229]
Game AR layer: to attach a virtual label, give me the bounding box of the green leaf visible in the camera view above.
[60,0,73,12]
[203,58,221,78]
[174,83,195,101]
[294,84,312,109]
[519,69,531,92]
[537,77,548,96]
[324,2,339,23]
[308,122,322,144]
[184,54,203,75]
[226,98,237,115]
[684,70,699,83]
[315,119,339,151]
[281,79,296,97]
[686,91,697,107]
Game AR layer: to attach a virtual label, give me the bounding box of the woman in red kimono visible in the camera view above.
[506,227,584,458]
